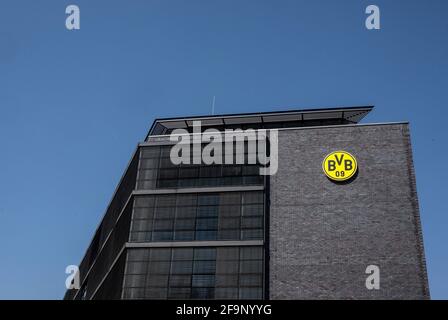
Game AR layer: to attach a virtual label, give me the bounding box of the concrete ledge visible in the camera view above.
[133,185,264,195]
[126,240,264,248]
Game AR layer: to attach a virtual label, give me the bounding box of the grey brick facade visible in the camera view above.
[269,123,430,299]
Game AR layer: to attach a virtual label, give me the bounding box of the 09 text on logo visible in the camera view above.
[322,151,358,182]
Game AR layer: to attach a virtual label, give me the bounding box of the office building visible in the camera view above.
[64,106,429,300]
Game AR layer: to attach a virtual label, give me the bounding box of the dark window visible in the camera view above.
[130,191,263,243]
[123,246,263,299]
[136,145,264,189]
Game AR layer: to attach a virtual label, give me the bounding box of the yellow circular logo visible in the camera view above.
[322,151,358,181]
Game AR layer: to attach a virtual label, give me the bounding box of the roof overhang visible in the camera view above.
[146,106,374,139]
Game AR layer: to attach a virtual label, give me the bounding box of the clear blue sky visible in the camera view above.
[0,0,446,299]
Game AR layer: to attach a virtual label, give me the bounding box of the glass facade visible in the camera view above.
[130,191,264,242]
[123,246,264,299]
[137,145,264,189]
[66,142,267,300]
[126,141,267,300]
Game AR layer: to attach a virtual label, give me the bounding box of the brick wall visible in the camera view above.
[269,123,429,299]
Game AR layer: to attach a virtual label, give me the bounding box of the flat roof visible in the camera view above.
[146,106,374,138]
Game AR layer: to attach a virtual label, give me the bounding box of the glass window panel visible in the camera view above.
[148,261,171,274]
[160,157,177,168]
[219,217,240,229]
[218,229,240,240]
[156,196,176,207]
[125,274,146,287]
[240,261,263,274]
[242,192,264,204]
[169,275,191,287]
[139,144,265,190]
[126,261,147,275]
[130,192,264,243]
[152,231,173,241]
[243,176,264,185]
[217,247,239,260]
[194,248,216,260]
[146,274,169,287]
[192,287,214,299]
[134,197,155,208]
[172,248,193,261]
[221,177,232,186]
[132,219,152,232]
[173,230,194,241]
[139,169,158,180]
[174,218,195,230]
[197,206,219,218]
[192,275,215,287]
[195,230,217,241]
[176,194,197,206]
[215,261,239,274]
[220,193,241,205]
[239,287,262,299]
[241,216,263,229]
[127,249,149,262]
[193,260,216,274]
[139,158,160,169]
[198,194,220,206]
[193,177,206,187]
[179,167,199,179]
[154,207,175,219]
[228,176,243,186]
[171,261,193,274]
[141,147,161,159]
[123,287,145,299]
[157,179,178,188]
[133,207,154,220]
[240,247,263,260]
[145,287,168,299]
[215,274,238,287]
[176,207,196,219]
[219,205,241,217]
[130,231,151,242]
[168,287,191,299]
[178,178,197,188]
[242,204,264,217]
[241,229,263,240]
[222,166,242,177]
[137,180,156,190]
[124,246,263,300]
[153,219,174,230]
[242,165,260,176]
[149,248,171,261]
[160,146,172,157]
[195,218,218,230]
[215,287,238,299]
[199,166,221,178]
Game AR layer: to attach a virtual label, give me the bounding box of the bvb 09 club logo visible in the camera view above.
[322,151,358,182]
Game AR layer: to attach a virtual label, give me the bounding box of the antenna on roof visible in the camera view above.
[211,96,216,115]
